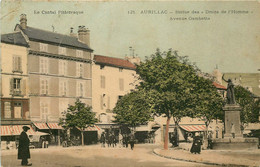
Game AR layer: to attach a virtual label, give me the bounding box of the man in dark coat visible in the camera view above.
[129,134,135,150]
[190,132,202,154]
[18,126,32,166]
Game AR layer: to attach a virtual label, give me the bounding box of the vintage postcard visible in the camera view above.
[1,1,260,167]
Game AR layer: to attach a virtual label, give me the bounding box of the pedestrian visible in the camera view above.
[18,126,32,166]
[100,132,106,148]
[118,133,123,147]
[231,123,235,138]
[129,134,135,150]
[123,135,129,148]
[190,132,202,154]
[207,131,213,149]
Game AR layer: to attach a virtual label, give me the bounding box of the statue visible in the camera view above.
[222,75,236,104]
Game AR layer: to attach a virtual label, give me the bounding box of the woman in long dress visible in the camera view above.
[190,132,202,154]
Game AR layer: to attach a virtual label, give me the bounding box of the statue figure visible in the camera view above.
[222,75,236,104]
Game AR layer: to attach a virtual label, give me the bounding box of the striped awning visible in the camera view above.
[179,125,206,132]
[78,125,101,131]
[1,125,36,136]
[33,123,49,129]
[47,123,63,129]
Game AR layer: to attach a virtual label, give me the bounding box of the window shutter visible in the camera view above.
[18,57,22,71]
[10,78,13,95]
[21,79,26,96]
[13,57,16,71]
[46,80,49,95]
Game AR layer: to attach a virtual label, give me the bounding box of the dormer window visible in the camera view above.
[58,47,66,55]
[40,43,48,52]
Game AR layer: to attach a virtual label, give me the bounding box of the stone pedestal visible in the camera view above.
[223,104,243,138]
[212,104,259,150]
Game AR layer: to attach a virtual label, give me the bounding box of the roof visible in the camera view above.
[213,82,227,90]
[16,24,93,52]
[94,55,136,70]
[1,32,28,47]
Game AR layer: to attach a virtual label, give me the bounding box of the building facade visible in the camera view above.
[1,33,30,126]
[92,55,137,128]
[1,14,93,146]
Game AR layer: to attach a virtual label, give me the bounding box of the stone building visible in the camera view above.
[1,32,31,141]
[92,55,137,129]
[1,14,93,145]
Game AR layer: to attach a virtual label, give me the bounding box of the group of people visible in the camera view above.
[100,132,118,148]
[100,132,136,150]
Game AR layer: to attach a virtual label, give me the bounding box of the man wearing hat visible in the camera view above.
[18,126,32,166]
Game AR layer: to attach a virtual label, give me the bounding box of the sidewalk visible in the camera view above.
[153,147,260,167]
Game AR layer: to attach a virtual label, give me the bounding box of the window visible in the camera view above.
[4,102,11,118]
[59,60,67,76]
[40,102,49,121]
[13,56,22,72]
[76,63,83,77]
[40,78,49,95]
[58,47,66,55]
[119,78,124,91]
[40,57,49,74]
[100,75,105,88]
[76,50,83,58]
[77,82,84,97]
[59,80,68,96]
[14,102,22,119]
[40,43,48,52]
[13,78,22,95]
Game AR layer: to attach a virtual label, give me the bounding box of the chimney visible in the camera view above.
[70,27,77,37]
[78,25,90,46]
[20,14,27,29]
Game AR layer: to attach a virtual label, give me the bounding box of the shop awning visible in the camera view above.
[179,125,206,132]
[47,123,63,129]
[78,125,101,131]
[1,125,36,136]
[33,123,49,129]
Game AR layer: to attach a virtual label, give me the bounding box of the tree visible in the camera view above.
[59,99,98,146]
[136,49,201,149]
[113,90,153,132]
[234,85,260,125]
[192,77,224,147]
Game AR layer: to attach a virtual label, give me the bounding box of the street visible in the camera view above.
[1,144,211,167]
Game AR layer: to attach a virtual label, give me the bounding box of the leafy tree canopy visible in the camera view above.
[113,90,154,128]
[234,86,260,124]
[59,99,98,131]
[192,77,224,126]
[136,49,201,122]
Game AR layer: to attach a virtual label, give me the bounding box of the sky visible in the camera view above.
[1,1,259,73]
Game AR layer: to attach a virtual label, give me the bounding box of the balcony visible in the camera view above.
[12,90,22,96]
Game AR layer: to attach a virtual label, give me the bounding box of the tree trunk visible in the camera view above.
[81,131,84,146]
[174,121,179,147]
[203,124,209,150]
[164,116,171,150]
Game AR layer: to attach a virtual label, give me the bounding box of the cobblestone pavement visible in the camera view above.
[1,144,211,167]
